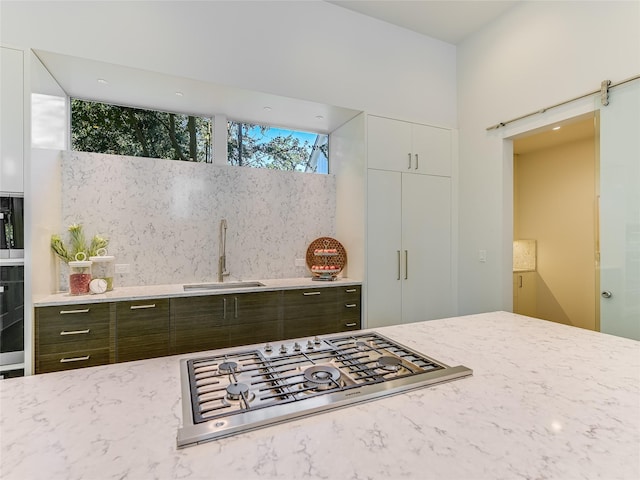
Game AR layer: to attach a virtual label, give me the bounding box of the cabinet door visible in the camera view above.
[514,272,537,317]
[0,47,24,193]
[283,287,337,338]
[367,116,412,172]
[171,295,227,354]
[367,169,402,328]
[227,291,282,346]
[401,174,452,323]
[116,299,170,362]
[412,124,451,177]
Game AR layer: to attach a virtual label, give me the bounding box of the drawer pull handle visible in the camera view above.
[345,304,357,308]
[345,323,357,327]
[60,308,90,315]
[60,329,90,336]
[345,289,357,293]
[303,292,321,296]
[130,304,156,310]
[60,355,90,363]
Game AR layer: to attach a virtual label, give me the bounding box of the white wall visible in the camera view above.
[58,151,335,290]
[457,0,640,314]
[0,0,457,128]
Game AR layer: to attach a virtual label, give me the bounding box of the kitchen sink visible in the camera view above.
[183,281,265,291]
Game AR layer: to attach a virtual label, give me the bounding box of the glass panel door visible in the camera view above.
[597,79,640,340]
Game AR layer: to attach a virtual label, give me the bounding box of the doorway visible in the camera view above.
[512,114,598,330]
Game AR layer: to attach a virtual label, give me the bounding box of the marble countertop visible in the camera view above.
[33,277,362,307]
[2,311,639,480]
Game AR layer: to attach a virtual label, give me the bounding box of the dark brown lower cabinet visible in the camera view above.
[116,299,170,362]
[283,287,338,338]
[171,295,227,354]
[34,284,361,373]
[337,285,362,332]
[171,291,282,354]
[34,302,114,374]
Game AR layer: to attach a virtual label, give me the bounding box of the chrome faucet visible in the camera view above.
[218,219,230,282]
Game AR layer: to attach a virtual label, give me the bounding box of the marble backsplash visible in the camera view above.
[59,151,336,289]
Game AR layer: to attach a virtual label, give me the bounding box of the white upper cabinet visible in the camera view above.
[367,115,451,176]
[1,46,24,193]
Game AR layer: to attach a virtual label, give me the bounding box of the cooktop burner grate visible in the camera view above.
[178,331,472,447]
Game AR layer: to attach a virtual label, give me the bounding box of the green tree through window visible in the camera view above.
[227,122,329,173]
[71,99,212,162]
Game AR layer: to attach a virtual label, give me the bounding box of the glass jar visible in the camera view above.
[90,248,115,291]
[68,253,92,295]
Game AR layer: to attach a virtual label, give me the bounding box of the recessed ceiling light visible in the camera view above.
[175,91,184,97]
[315,115,324,120]
[97,78,108,85]
[552,126,561,131]
[263,106,272,111]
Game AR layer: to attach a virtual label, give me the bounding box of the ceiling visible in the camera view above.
[327,0,520,44]
[33,1,522,134]
[513,114,596,155]
[33,50,361,135]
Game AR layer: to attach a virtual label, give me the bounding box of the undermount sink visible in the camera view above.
[183,281,265,291]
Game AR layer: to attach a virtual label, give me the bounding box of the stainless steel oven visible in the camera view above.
[0,263,24,377]
[1,194,24,378]
[1,194,24,259]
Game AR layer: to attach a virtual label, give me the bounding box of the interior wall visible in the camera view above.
[514,138,596,330]
[0,0,457,128]
[57,151,335,291]
[457,0,640,315]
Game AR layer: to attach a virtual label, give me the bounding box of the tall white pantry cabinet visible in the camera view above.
[366,115,454,328]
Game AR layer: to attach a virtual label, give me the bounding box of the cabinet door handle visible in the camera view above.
[415,153,419,170]
[60,308,90,315]
[130,304,156,310]
[303,291,321,296]
[404,250,408,280]
[345,323,357,327]
[519,275,523,288]
[345,288,357,293]
[408,153,412,169]
[397,250,401,280]
[223,297,227,319]
[59,355,90,363]
[234,297,238,319]
[60,329,90,336]
[345,304,357,308]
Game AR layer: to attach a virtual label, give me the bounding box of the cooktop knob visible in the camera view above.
[280,344,287,354]
[314,336,321,345]
[306,340,314,350]
[264,343,272,352]
[294,342,301,351]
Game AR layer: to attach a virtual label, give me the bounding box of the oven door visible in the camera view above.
[0,264,24,373]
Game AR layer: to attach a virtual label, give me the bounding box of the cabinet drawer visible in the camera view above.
[35,303,111,354]
[116,299,170,362]
[338,286,361,332]
[37,348,110,374]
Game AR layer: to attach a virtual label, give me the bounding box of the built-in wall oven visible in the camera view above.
[1,194,24,378]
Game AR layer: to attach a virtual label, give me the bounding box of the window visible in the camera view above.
[71,99,212,162]
[227,122,329,174]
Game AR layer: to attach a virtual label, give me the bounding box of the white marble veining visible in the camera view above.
[59,151,336,289]
[33,277,362,307]
[2,312,638,480]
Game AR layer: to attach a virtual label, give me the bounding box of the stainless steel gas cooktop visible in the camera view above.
[177,331,472,448]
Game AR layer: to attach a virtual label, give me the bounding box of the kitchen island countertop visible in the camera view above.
[1,311,638,480]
